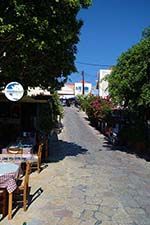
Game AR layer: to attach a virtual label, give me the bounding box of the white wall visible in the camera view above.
[98,69,111,98]
[27,87,50,96]
[57,83,75,99]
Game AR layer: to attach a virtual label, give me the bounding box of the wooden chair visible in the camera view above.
[7,162,29,220]
[30,143,43,173]
[44,138,49,160]
[0,188,8,218]
[13,161,30,213]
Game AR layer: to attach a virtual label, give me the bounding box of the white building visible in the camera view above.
[74,81,92,96]
[28,81,92,99]
[57,83,75,99]
[97,69,111,98]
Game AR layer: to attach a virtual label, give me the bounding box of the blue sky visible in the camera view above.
[69,0,150,87]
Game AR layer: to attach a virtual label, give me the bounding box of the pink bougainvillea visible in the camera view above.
[77,95,113,122]
[86,96,113,121]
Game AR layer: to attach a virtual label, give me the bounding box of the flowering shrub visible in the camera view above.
[77,94,113,122]
[87,97,112,121]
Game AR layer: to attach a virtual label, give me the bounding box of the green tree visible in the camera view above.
[0,0,92,90]
[107,27,150,116]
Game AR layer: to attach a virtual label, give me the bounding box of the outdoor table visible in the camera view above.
[0,153,33,163]
[2,145,33,155]
[0,162,21,219]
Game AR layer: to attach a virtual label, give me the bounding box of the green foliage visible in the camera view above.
[107,27,150,112]
[52,92,64,118]
[38,103,53,134]
[77,94,95,111]
[0,0,92,90]
[38,92,63,133]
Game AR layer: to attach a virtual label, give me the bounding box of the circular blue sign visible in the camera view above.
[4,82,24,101]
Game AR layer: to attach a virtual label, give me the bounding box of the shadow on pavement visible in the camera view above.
[80,114,150,162]
[28,187,43,208]
[10,187,43,219]
[48,133,88,162]
[103,137,150,162]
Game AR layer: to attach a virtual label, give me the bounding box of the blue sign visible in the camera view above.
[4,82,24,101]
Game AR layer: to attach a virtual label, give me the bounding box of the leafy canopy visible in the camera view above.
[107,27,150,111]
[0,0,92,90]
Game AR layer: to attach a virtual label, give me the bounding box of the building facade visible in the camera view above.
[57,83,75,99]
[57,81,92,98]
[74,81,92,96]
[97,69,111,98]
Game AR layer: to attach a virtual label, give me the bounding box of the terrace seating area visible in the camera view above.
[0,131,49,220]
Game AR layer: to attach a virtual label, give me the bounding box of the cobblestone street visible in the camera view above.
[1,107,150,225]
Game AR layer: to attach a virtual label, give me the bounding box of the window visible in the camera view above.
[84,86,89,92]
[76,86,82,91]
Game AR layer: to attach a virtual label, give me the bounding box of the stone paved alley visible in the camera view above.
[1,107,150,225]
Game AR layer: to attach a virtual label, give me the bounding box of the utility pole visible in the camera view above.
[97,71,100,96]
[82,70,85,95]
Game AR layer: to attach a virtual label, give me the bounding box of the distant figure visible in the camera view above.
[66,99,70,107]
[75,99,79,108]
